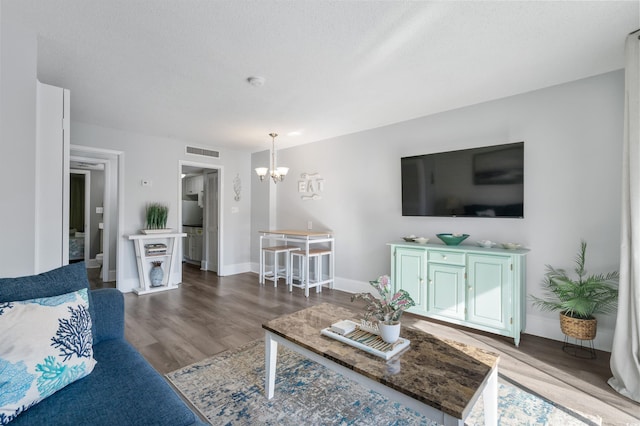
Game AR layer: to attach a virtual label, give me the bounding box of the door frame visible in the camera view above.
[178,160,224,275]
[69,145,124,284]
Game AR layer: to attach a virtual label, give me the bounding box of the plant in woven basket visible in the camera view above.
[530,240,618,339]
[145,203,169,230]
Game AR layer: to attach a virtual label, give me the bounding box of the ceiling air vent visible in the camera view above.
[185,145,220,159]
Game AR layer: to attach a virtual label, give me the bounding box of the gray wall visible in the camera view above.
[0,5,38,276]
[251,70,624,350]
[72,122,253,292]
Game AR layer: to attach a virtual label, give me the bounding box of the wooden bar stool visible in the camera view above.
[289,248,333,297]
[260,246,300,286]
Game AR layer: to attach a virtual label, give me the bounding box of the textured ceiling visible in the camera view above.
[8,0,639,151]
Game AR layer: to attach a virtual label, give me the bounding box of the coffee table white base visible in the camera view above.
[264,331,497,426]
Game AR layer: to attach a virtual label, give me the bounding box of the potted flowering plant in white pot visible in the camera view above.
[351,275,416,343]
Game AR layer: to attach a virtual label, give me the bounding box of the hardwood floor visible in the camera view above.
[92,264,639,425]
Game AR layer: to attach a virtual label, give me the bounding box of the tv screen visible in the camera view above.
[401,142,524,218]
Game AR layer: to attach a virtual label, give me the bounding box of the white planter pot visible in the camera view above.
[378,322,401,344]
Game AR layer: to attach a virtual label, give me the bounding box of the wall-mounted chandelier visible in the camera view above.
[255,133,289,183]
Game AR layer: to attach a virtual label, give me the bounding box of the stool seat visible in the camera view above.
[262,245,299,252]
[303,248,332,255]
[260,246,300,286]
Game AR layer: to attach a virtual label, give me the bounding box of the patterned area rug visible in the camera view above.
[166,340,601,425]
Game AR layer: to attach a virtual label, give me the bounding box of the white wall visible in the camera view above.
[0,8,38,276]
[252,70,624,350]
[71,122,253,292]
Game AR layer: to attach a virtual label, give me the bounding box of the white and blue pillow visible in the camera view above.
[0,288,96,424]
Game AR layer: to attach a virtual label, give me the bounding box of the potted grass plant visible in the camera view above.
[530,240,619,341]
[142,203,170,234]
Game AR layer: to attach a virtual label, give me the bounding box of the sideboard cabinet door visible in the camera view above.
[467,254,512,331]
[392,247,428,315]
[427,263,466,320]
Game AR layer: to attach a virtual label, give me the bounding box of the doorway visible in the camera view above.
[179,162,222,274]
[68,146,123,284]
[69,169,91,264]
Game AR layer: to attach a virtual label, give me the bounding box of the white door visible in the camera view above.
[36,82,69,272]
[204,171,219,272]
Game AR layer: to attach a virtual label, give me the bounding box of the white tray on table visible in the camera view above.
[321,320,410,360]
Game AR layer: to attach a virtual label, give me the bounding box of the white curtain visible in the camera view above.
[609,31,640,403]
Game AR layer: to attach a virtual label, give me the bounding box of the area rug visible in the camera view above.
[166,340,601,425]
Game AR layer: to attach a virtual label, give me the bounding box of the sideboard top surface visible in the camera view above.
[388,241,529,255]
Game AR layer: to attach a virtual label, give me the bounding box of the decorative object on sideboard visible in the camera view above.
[402,235,416,242]
[436,233,470,246]
[530,240,619,358]
[233,173,241,201]
[255,133,289,183]
[413,237,429,244]
[351,275,415,344]
[149,261,164,287]
[477,240,496,248]
[501,242,522,250]
[142,203,171,234]
[299,172,324,200]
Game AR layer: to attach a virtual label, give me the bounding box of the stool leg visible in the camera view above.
[273,251,279,287]
[287,251,292,291]
[315,255,321,293]
[329,246,334,289]
[317,255,323,293]
[260,249,265,284]
[305,255,310,297]
[290,253,296,291]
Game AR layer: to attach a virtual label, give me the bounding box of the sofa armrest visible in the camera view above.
[91,288,124,342]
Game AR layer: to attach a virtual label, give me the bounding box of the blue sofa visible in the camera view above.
[0,262,206,425]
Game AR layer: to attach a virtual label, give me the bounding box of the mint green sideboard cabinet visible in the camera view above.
[389,242,529,346]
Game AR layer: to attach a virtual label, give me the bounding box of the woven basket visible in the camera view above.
[560,312,597,340]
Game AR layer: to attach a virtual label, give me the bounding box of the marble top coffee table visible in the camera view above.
[262,303,499,426]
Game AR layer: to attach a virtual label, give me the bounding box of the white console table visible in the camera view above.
[128,233,186,295]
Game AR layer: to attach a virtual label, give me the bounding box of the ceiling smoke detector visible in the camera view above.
[247,76,266,87]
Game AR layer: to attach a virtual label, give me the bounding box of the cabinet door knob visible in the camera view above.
[468,286,473,291]
[442,255,447,260]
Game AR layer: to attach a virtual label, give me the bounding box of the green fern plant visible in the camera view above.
[530,240,619,320]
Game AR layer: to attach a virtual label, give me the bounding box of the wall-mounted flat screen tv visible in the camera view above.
[401,142,524,218]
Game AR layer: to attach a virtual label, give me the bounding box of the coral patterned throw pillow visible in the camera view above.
[0,288,96,424]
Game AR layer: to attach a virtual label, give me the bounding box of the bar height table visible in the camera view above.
[258,230,335,293]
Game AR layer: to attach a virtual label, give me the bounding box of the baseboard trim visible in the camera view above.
[218,262,252,276]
